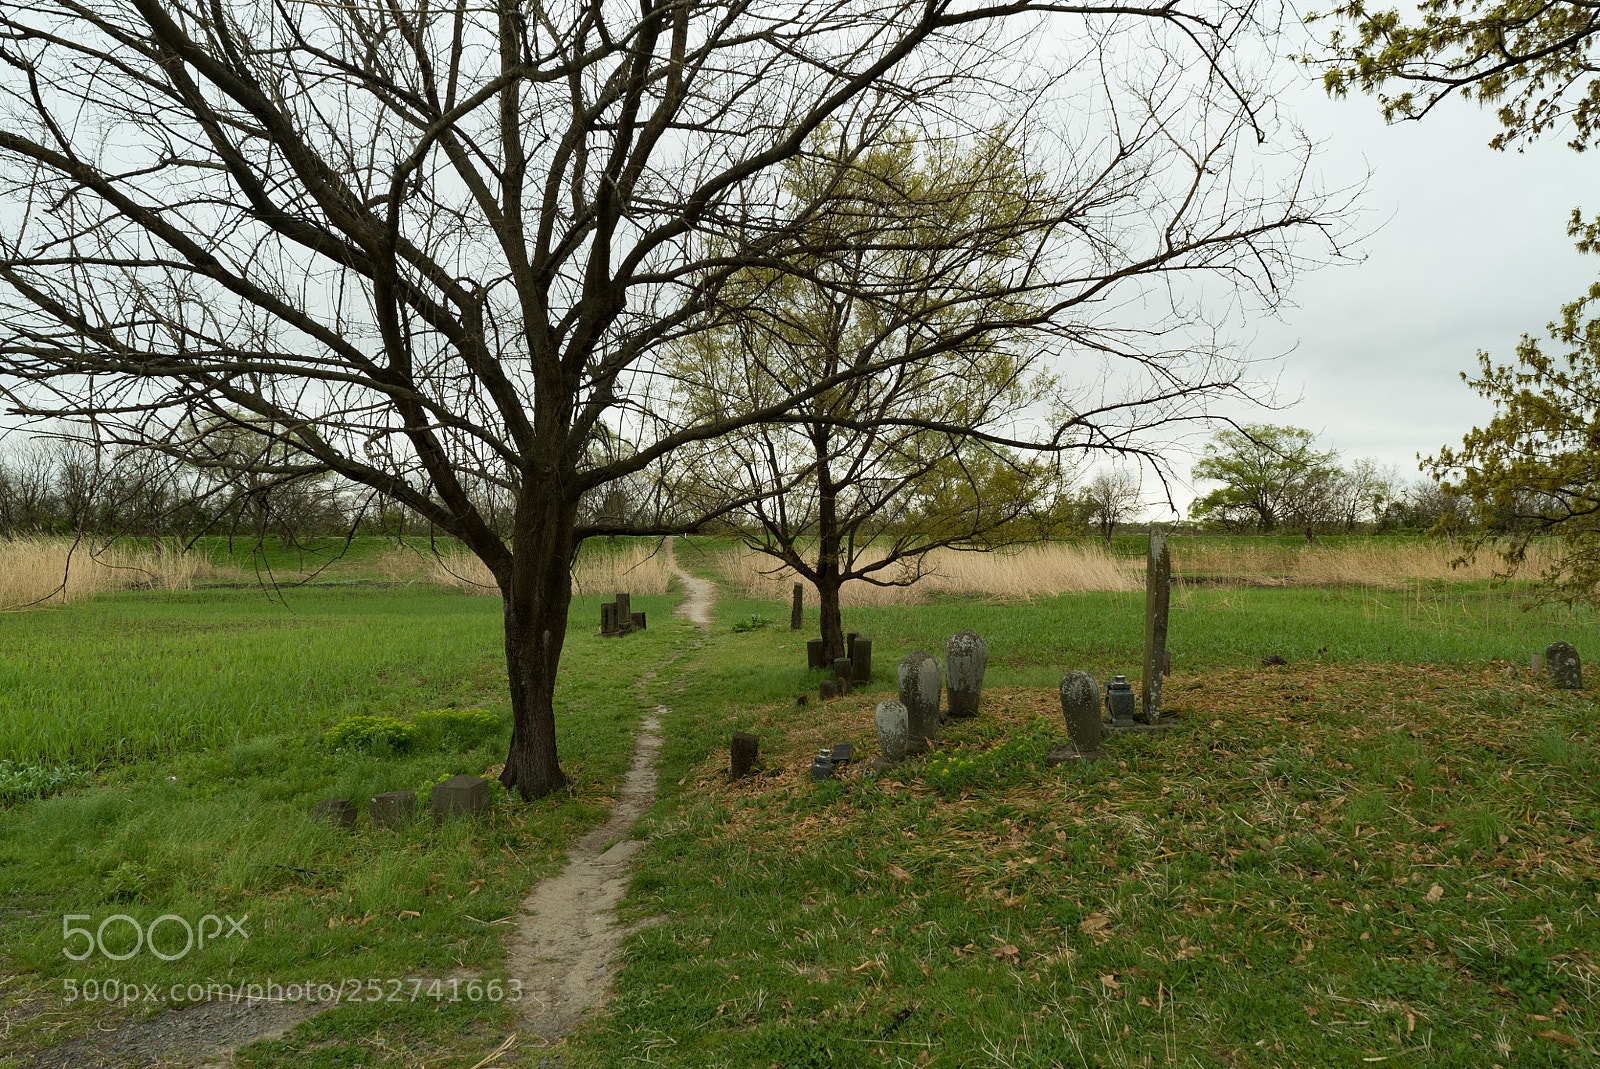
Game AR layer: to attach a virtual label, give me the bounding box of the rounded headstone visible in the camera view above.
[820,678,838,701]
[945,630,989,718]
[1547,641,1583,689]
[875,699,910,762]
[897,651,942,753]
[1059,671,1101,751]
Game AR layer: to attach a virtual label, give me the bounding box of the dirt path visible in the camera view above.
[666,536,716,628]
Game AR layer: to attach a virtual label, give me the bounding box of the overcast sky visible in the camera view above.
[1147,66,1596,519]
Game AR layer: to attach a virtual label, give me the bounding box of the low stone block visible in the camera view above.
[731,731,759,779]
[833,657,853,694]
[820,679,838,701]
[431,775,490,820]
[631,611,647,631]
[1547,641,1583,689]
[370,790,416,830]
[312,798,356,828]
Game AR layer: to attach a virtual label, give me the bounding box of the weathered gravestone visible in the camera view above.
[791,584,804,631]
[601,601,618,635]
[873,699,910,769]
[820,678,838,702]
[1142,526,1171,724]
[1048,670,1103,765]
[431,775,490,821]
[1533,650,1545,672]
[312,798,357,828]
[832,657,854,695]
[945,630,989,719]
[370,790,416,830]
[852,639,873,683]
[615,592,633,634]
[631,611,647,631]
[807,639,826,670]
[1547,641,1583,689]
[730,731,760,779]
[897,652,942,754]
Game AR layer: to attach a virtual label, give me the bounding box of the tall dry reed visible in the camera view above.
[1174,540,1546,586]
[718,542,1141,604]
[0,538,203,610]
[427,542,675,597]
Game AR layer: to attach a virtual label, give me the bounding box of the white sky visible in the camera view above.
[1147,66,1597,519]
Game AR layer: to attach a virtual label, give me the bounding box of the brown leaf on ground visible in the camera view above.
[1079,913,1112,935]
[887,865,912,882]
[1425,884,1444,903]
[1099,974,1120,990]
[992,945,1019,962]
[1531,1030,1580,1047]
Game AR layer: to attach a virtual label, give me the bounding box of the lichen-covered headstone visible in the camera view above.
[370,790,415,830]
[1547,641,1583,689]
[897,651,942,754]
[874,699,909,763]
[431,775,490,821]
[1048,671,1102,764]
[945,630,988,719]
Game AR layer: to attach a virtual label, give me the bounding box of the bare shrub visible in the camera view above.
[430,544,674,598]
[0,538,202,609]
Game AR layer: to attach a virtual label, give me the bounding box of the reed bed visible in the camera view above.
[1174,539,1545,586]
[718,542,1142,604]
[427,541,675,597]
[0,538,204,610]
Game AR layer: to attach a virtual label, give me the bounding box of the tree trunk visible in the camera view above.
[498,490,576,800]
[816,560,846,663]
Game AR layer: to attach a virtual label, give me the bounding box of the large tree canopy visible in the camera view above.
[0,0,1341,795]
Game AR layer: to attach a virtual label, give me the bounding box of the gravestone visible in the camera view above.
[847,632,859,660]
[1532,650,1545,672]
[873,699,910,766]
[370,790,415,830]
[631,611,647,631]
[731,731,759,779]
[852,639,873,683]
[601,601,617,635]
[1547,641,1583,689]
[1104,675,1137,726]
[807,639,825,670]
[830,743,854,764]
[897,652,942,754]
[431,775,490,821]
[615,592,632,634]
[791,584,804,630]
[1048,670,1103,765]
[945,630,988,719]
[832,657,853,694]
[312,798,356,828]
[820,679,838,701]
[1142,526,1171,723]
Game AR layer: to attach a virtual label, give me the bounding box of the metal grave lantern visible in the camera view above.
[1104,675,1137,725]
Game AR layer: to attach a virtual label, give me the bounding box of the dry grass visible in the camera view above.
[0,538,207,610]
[426,542,675,597]
[1175,539,1548,586]
[717,542,1141,604]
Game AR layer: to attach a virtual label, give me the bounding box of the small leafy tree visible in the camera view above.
[1189,425,1344,533]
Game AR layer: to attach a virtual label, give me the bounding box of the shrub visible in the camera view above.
[321,715,419,755]
[921,719,1055,799]
[413,708,503,749]
[0,760,85,805]
[731,614,772,633]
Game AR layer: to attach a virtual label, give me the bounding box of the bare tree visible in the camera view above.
[0,1,1342,796]
[1081,469,1143,546]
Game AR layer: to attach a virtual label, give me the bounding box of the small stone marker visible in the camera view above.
[615,592,632,634]
[833,657,853,694]
[1532,650,1545,672]
[1142,526,1171,723]
[370,790,416,830]
[631,611,647,631]
[830,742,854,764]
[312,798,356,828]
[791,583,804,630]
[945,630,988,719]
[601,601,617,634]
[873,699,910,767]
[810,749,835,781]
[1547,641,1583,689]
[820,678,838,701]
[852,639,873,683]
[897,651,942,754]
[1050,670,1102,764]
[807,638,825,670]
[731,731,759,779]
[431,774,490,820]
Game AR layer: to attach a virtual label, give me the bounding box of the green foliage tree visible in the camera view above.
[1189,424,1344,532]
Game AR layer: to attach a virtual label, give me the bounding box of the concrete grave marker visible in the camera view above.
[1547,641,1583,689]
[873,699,910,767]
[791,584,804,630]
[1142,526,1171,723]
[431,774,490,820]
[832,657,853,694]
[312,798,356,828]
[615,592,632,634]
[731,731,759,779]
[807,639,825,670]
[852,639,873,683]
[370,790,415,830]
[945,630,989,719]
[897,652,942,754]
[1049,671,1103,765]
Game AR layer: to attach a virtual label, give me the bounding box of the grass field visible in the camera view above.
[1,534,1597,1067]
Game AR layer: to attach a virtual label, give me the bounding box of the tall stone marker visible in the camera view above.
[852,639,873,683]
[790,583,804,630]
[897,651,942,754]
[945,630,988,719]
[730,731,760,779]
[1547,641,1583,689]
[874,699,909,763]
[615,592,633,634]
[1142,526,1171,723]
